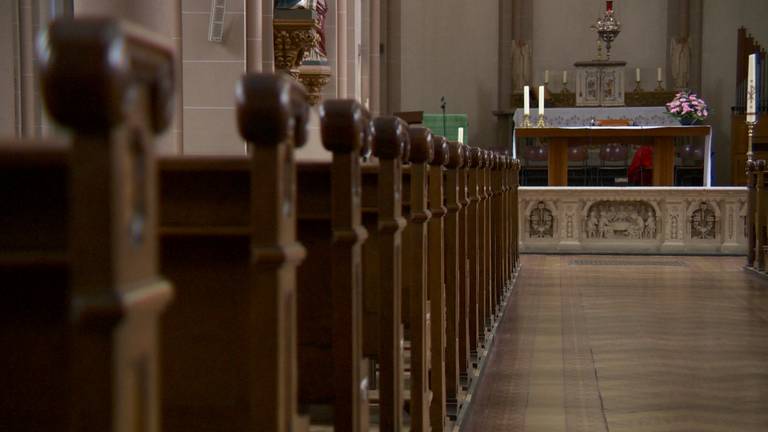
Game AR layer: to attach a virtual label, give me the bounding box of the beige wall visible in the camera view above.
[702,0,768,184]
[181,0,245,155]
[531,0,668,93]
[393,1,500,149]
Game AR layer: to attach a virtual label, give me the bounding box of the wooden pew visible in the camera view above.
[0,17,174,431]
[401,126,433,432]
[427,135,449,430]
[296,99,370,431]
[360,116,411,431]
[466,147,482,363]
[444,140,465,418]
[158,74,310,432]
[457,145,473,391]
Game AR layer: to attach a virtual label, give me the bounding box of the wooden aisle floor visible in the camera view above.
[461,255,768,432]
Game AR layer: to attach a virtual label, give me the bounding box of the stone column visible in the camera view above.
[18,0,41,138]
[246,0,263,72]
[337,0,348,98]
[263,0,275,72]
[666,0,702,91]
[75,0,182,153]
[368,0,381,116]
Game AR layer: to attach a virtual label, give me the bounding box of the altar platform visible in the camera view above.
[518,187,747,255]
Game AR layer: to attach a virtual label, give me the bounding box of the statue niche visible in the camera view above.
[584,200,657,240]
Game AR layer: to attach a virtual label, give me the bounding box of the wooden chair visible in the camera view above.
[157,74,310,432]
[0,17,174,431]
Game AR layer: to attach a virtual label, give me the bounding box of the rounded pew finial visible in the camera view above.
[446,141,464,169]
[373,116,410,161]
[236,73,309,147]
[408,126,434,164]
[319,99,367,154]
[430,135,449,167]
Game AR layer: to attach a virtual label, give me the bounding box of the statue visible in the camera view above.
[512,40,532,92]
[275,0,328,63]
[585,210,599,239]
[670,36,690,89]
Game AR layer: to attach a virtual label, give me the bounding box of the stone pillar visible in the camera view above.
[337,0,348,98]
[75,0,182,153]
[18,0,41,138]
[369,0,381,115]
[264,0,277,73]
[246,0,263,72]
[667,0,703,91]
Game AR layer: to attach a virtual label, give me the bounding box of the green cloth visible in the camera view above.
[423,114,469,145]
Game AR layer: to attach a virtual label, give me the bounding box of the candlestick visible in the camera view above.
[747,120,756,161]
[523,85,530,116]
[521,113,532,128]
[536,114,547,128]
[655,80,664,92]
[538,85,545,116]
[747,53,757,123]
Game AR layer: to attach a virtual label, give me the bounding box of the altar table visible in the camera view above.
[515,126,712,187]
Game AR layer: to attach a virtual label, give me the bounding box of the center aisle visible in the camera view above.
[461,255,768,432]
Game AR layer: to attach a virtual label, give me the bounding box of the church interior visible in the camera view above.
[2,0,768,431]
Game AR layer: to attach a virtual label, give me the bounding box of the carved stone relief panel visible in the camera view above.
[583,200,657,240]
[527,200,555,239]
[688,201,719,240]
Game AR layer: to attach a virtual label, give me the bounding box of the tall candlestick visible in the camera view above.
[748,53,757,123]
[636,67,641,82]
[538,85,545,116]
[562,70,568,84]
[544,70,549,84]
[523,85,530,116]
[657,67,662,82]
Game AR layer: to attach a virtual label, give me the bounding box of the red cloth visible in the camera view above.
[629,146,653,185]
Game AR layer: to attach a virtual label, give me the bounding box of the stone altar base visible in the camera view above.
[519,187,747,255]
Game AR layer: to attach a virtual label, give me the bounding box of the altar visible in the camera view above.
[512,107,713,187]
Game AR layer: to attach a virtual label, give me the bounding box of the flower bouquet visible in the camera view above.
[665,91,708,125]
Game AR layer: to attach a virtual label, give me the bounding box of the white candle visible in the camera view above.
[538,85,545,116]
[748,53,757,122]
[523,85,530,115]
[562,70,568,84]
[636,68,641,82]
[458,127,464,144]
[544,70,549,84]
[657,67,662,82]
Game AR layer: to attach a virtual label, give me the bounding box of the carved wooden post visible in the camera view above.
[467,147,482,361]
[236,73,309,432]
[512,159,521,271]
[403,126,433,432]
[372,116,410,432]
[756,164,766,271]
[457,144,472,388]
[502,156,510,291]
[444,140,464,418]
[39,18,175,431]
[428,134,449,430]
[491,153,501,318]
[479,150,492,338]
[747,160,757,267]
[319,99,370,432]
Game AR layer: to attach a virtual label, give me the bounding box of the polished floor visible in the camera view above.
[462,255,768,432]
